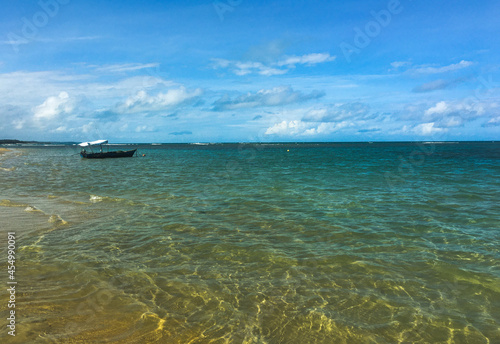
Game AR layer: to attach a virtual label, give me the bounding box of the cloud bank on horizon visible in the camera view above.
[0,0,499,142]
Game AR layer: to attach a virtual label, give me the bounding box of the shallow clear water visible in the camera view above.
[1,142,499,343]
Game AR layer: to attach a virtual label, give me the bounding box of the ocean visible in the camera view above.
[0,142,499,343]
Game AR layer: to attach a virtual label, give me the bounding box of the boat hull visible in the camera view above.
[80,149,137,159]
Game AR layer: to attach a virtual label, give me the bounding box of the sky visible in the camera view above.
[0,0,499,143]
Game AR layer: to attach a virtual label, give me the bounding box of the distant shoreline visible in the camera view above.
[1,139,498,147]
[1,139,498,145]
[0,139,49,145]
[0,139,77,145]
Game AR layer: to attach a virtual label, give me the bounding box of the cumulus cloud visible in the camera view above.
[263,102,378,137]
[212,86,324,111]
[33,91,74,122]
[425,101,449,116]
[397,98,500,134]
[483,116,500,127]
[212,53,335,76]
[424,100,490,120]
[414,122,447,135]
[117,87,203,114]
[265,120,351,136]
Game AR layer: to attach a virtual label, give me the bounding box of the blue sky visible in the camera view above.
[1,0,499,142]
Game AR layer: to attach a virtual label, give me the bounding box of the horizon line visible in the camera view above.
[1,139,499,145]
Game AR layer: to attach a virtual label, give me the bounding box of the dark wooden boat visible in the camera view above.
[78,140,137,159]
[80,149,136,159]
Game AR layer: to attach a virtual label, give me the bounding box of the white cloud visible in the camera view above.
[302,102,371,122]
[33,91,73,121]
[265,119,351,136]
[0,69,174,113]
[390,61,411,70]
[303,121,350,136]
[262,102,377,137]
[414,122,447,135]
[212,86,324,111]
[95,63,160,73]
[135,125,156,132]
[0,71,91,107]
[118,87,203,114]
[107,76,174,93]
[212,53,335,76]
[411,60,473,74]
[231,61,287,76]
[425,101,449,116]
[265,120,301,135]
[484,116,500,126]
[257,66,289,76]
[424,100,494,120]
[276,53,336,67]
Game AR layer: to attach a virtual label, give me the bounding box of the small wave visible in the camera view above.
[89,194,139,205]
[0,166,16,171]
[48,214,68,225]
[0,199,29,208]
[90,194,124,203]
[422,141,459,144]
[1,199,67,226]
[24,206,43,213]
[1,199,43,214]
[90,195,104,203]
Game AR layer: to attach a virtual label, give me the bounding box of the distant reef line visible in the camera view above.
[0,139,43,144]
[0,139,77,144]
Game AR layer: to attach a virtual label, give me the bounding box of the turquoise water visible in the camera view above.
[0,142,499,343]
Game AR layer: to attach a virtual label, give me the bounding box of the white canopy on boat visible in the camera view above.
[78,140,108,147]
